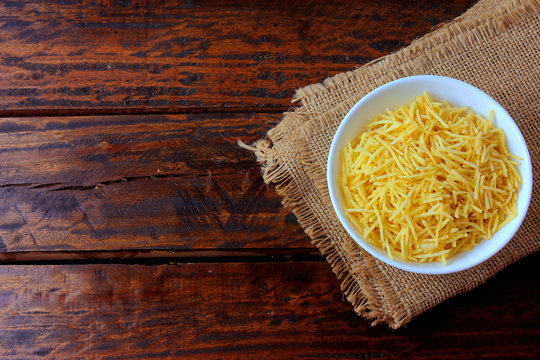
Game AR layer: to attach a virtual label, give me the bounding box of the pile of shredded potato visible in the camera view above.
[339,93,521,264]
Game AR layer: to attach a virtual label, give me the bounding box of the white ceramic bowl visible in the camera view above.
[327,75,533,274]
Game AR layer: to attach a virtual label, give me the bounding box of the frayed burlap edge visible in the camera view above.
[240,0,540,329]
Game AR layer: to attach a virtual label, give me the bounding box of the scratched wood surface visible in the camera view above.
[0,257,538,359]
[1,0,538,359]
[0,113,313,253]
[0,0,474,114]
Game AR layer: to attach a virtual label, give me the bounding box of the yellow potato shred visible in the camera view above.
[339,93,521,264]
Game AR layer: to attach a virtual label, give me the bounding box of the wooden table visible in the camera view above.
[0,1,538,358]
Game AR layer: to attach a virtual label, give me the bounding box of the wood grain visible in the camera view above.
[0,249,321,263]
[0,174,310,252]
[0,257,538,359]
[0,0,475,113]
[0,1,536,358]
[0,113,311,253]
[0,113,277,186]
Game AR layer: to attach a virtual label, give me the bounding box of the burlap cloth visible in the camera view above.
[242,0,540,328]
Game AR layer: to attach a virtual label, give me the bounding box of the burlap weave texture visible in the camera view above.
[244,0,540,328]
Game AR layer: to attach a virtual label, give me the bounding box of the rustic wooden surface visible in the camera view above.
[0,0,474,114]
[0,0,538,359]
[0,113,312,253]
[0,258,539,359]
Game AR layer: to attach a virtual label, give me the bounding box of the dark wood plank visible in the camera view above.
[0,175,310,252]
[0,113,312,253]
[0,113,275,186]
[0,256,537,359]
[0,249,321,262]
[0,0,475,113]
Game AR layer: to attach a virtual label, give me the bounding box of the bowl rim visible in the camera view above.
[327,75,533,274]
